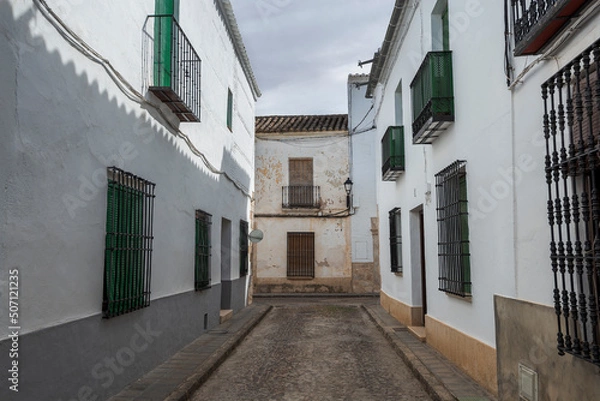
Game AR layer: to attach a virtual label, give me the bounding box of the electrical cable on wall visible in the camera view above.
[503,0,513,87]
[351,104,374,134]
[32,0,252,199]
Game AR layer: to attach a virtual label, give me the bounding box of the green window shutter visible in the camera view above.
[195,211,212,290]
[239,220,248,276]
[153,0,179,87]
[227,89,233,131]
[104,181,117,316]
[459,174,471,295]
[103,168,155,318]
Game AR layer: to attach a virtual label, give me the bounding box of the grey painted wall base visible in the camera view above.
[494,295,600,401]
[221,277,247,312]
[0,285,240,401]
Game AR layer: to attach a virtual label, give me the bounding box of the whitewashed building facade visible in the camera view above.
[0,0,259,399]
[366,0,600,399]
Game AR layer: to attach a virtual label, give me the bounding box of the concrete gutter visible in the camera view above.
[215,0,262,100]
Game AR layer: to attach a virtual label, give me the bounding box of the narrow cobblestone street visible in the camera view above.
[190,299,433,401]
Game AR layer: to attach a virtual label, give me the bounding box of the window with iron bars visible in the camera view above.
[287,232,315,278]
[103,167,155,318]
[542,39,600,367]
[239,220,249,277]
[389,208,403,273]
[435,160,471,297]
[195,210,211,290]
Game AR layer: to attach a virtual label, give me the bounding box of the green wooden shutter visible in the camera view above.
[227,89,233,130]
[442,6,450,51]
[153,0,179,87]
[459,174,471,294]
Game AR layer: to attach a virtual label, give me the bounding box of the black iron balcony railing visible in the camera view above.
[410,51,454,145]
[282,186,320,209]
[143,15,201,122]
[512,0,590,56]
[382,126,405,181]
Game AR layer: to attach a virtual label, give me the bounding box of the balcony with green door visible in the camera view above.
[143,15,201,122]
[382,126,405,181]
[410,51,454,144]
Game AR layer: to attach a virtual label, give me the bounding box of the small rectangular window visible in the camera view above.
[227,89,233,131]
[103,167,156,318]
[435,160,471,297]
[389,208,402,273]
[239,220,248,276]
[195,210,212,290]
[287,232,315,278]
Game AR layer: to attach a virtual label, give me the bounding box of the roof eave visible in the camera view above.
[365,0,407,98]
[216,0,262,100]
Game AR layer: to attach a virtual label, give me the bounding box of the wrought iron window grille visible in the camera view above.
[103,167,156,318]
[435,160,471,297]
[389,208,403,273]
[195,210,212,290]
[543,38,600,366]
[287,232,315,278]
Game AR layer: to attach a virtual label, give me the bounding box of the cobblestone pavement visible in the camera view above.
[190,301,433,401]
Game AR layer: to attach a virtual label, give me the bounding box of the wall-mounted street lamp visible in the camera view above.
[344,178,353,210]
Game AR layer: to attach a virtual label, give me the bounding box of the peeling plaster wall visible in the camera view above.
[254,131,353,292]
[255,133,350,214]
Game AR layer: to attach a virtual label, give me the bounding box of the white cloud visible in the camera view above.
[230,0,393,115]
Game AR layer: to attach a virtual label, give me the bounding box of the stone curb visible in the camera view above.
[163,304,273,401]
[362,305,456,401]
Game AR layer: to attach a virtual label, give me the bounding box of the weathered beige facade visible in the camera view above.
[254,115,377,294]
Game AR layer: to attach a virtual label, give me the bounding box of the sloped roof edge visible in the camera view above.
[366,0,407,98]
[256,114,349,134]
[216,0,262,99]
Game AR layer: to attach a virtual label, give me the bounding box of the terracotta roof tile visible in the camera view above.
[256,114,348,134]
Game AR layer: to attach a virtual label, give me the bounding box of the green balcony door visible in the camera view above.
[154,0,180,87]
[441,6,449,51]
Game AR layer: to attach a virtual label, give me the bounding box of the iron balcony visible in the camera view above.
[410,51,454,145]
[512,0,591,56]
[282,186,321,209]
[382,126,405,181]
[143,15,202,122]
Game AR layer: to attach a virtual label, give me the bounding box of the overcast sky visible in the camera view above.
[230,0,394,116]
